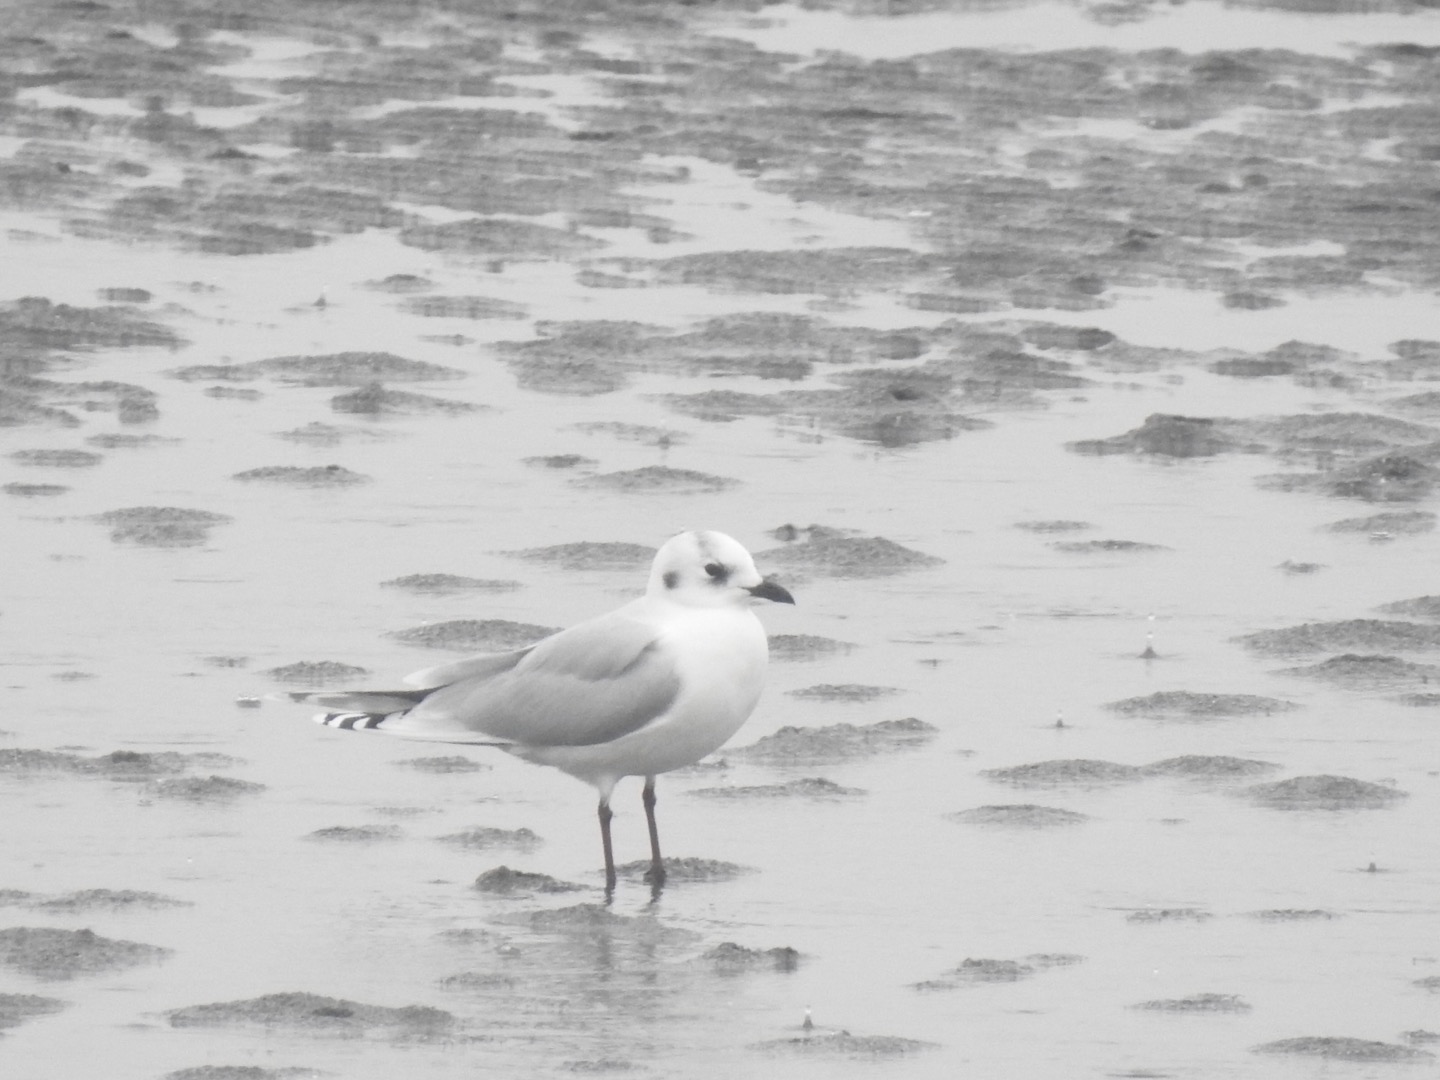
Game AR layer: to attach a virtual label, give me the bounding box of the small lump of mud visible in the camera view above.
[752,1031,936,1058]
[1222,291,1284,310]
[1127,908,1213,923]
[4,482,68,497]
[0,992,67,1031]
[275,423,381,445]
[651,246,927,298]
[144,776,266,803]
[1021,325,1114,351]
[1377,595,1440,620]
[503,542,655,570]
[402,295,526,320]
[331,383,481,415]
[915,958,1036,989]
[1141,756,1281,778]
[9,448,103,468]
[730,718,937,765]
[787,684,901,702]
[265,661,369,684]
[1014,519,1092,533]
[705,368,984,446]
[1266,454,1440,503]
[307,825,403,843]
[758,535,943,577]
[473,866,582,895]
[171,352,465,386]
[768,635,856,661]
[704,942,801,973]
[395,755,488,774]
[1397,692,1440,706]
[0,927,170,979]
[0,297,181,352]
[1325,510,1435,535]
[0,748,233,781]
[654,389,784,422]
[947,804,1088,827]
[1239,619,1440,654]
[87,434,174,449]
[516,903,660,934]
[163,1068,320,1080]
[91,285,150,304]
[572,466,739,494]
[204,386,262,402]
[1068,414,1254,457]
[436,827,541,851]
[1105,691,1299,718]
[615,857,750,883]
[524,453,595,470]
[1243,413,1439,454]
[399,218,602,260]
[365,274,436,294]
[1253,1037,1433,1062]
[510,356,629,395]
[688,777,865,800]
[167,992,455,1035]
[91,506,231,547]
[1243,775,1406,810]
[0,387,79,429]
[1279,654,1440,689]
[381,574,522,594]
[33,889,189,912]
[1131,993,1251,1013]
[1332,455,1439,503]
[1051,539,1169,554]
[438,970,518,993]
[981,759,1143,786]
[572,421,685,447]
[390,620,557,651]
[232,465,370,487]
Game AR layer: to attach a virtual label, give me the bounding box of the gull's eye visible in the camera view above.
[704,562,726,580]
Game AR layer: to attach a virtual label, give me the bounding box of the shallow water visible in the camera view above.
[728,2,1440,58]
[3,1,1440,1077]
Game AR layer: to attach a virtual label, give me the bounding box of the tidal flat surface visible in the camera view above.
[3,1,1440,1077]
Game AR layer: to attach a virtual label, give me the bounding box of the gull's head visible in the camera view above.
[647,530,795,609]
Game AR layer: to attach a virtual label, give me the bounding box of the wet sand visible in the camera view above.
[3,0,1440,1076]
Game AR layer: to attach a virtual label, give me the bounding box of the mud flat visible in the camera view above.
[4,0,1440,1077]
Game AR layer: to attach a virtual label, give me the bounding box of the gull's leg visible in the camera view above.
[598,796,616,895]
[642,776,666,888]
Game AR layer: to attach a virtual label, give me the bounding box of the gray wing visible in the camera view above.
[403,650,530,690]
[380,608,681,747]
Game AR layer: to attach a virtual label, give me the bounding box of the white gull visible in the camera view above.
[299,529,795,893]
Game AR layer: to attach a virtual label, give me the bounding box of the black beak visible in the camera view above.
[746,578,795,605]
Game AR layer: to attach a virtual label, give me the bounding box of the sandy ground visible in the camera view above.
[3,1,1440,1077]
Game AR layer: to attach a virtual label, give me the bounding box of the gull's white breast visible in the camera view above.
[518,603,769,788]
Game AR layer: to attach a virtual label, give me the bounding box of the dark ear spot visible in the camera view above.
[663,570,679,589]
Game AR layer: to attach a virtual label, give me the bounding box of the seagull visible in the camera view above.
[297,530,795,893]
